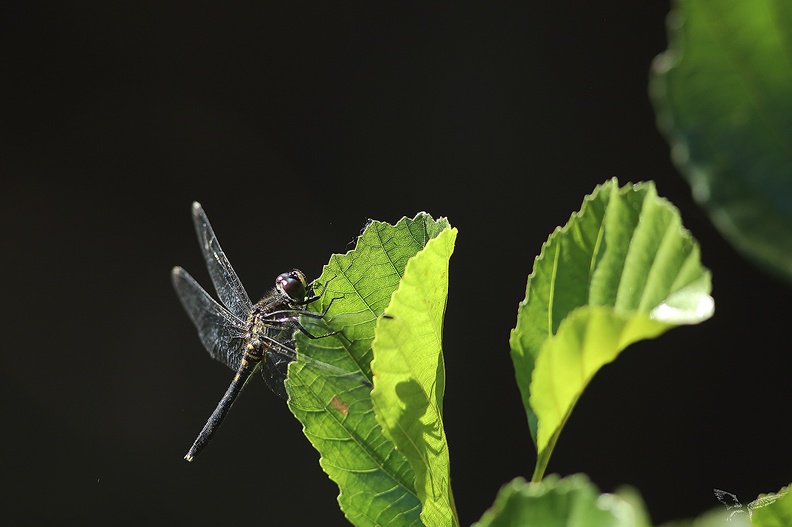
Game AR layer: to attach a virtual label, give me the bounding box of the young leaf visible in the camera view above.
[372,227,459,527]
[510,179,713,480]
[287,212,450,527]
[651,0,792,282]
[472,475,651,527]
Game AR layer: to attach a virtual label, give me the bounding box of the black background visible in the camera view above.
[1,2,789,525]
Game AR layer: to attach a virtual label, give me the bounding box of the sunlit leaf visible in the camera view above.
[659,509,750,527]
[372,227,459,527]
[510,179,713,478]
[287,212,449,527]
[473,475,651,527]
[749,484,792,527]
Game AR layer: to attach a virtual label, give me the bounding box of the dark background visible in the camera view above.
[1,2,789,525]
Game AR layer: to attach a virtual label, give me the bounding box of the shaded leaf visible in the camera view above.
[651,0,792,281]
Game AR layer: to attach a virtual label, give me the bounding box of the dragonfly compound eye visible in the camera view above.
[276,270,307,301]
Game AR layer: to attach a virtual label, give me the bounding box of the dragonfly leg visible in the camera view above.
[262,294,337,323]
[292,319,340,340]
[303,274,335,304]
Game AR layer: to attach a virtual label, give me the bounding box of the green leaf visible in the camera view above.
[750,485,792,527]
[661,485,790,527]
[371,227,459,527]
[472,475,651,527]
[651,0,792,281]
[286,212,450,527]
[660,509,751,527]
[509,179,713,480]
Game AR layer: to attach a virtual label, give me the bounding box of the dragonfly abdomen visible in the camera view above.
[184,345,263,462]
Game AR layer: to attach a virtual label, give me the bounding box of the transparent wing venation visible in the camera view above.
[191,202,253,320]
[172,266,248,370]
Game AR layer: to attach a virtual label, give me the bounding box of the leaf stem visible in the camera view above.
[531,403,574,483]
[531,432,558,483]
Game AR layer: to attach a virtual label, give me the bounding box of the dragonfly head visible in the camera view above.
[276,269,308,303]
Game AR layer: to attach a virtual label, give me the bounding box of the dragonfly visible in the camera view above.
[172,202,357,462]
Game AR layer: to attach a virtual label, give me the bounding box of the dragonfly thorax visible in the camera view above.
[244,287,302,352]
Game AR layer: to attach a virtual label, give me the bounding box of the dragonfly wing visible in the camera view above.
[191,202,253,320]
[172,266,248,370]
[262,332,373,404]
[714,489,742,509]
[261,345,291,400]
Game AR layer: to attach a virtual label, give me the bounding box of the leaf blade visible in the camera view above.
[287,212,450,527]
[750,485,792,527]
[509,179,713,470]
[651,0,792,281]
[473,475,651,527]
[371,227,459,527]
